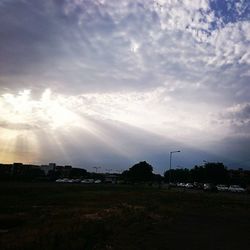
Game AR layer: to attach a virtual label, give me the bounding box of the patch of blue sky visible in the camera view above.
[209,0,250,26]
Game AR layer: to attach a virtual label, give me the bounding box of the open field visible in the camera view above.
[0,182,250,250]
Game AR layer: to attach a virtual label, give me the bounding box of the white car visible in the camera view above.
[228,185,246,193]
[185,183,194,189]
[216,184,229,192]
[177,183,186,187]
[55,179,64,183]
[94,179,102,184]
[203,183,217,191]
[72,179,81,183]
[56,178,69,183]
[81,179,94,184]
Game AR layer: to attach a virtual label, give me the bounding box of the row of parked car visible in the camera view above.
[175,182,247,193]
[55,178,102,184]
[216,184,246,192]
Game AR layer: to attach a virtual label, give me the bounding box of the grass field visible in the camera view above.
[0,182,249,250]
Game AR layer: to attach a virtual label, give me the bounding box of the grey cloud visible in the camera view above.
[0,120,44,130]
[221,103,250,121]
[0,0,249,96]
[31,116,225,173]
[0,0,250,169]
[218,103,250,136]
[211,135,250,168]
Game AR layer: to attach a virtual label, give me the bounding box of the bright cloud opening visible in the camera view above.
[0,0,250,169]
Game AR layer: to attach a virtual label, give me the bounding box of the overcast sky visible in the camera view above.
[0,0,250,173]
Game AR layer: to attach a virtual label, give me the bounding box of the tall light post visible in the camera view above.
[169,150,181,184]
[93,166,101,173]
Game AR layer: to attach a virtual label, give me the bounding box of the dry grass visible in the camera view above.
[0,183,250,250]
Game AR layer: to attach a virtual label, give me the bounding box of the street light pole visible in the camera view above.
[93,166,101,173]
[169,150,181,184]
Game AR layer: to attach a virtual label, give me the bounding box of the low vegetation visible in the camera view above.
[0,182,250,250]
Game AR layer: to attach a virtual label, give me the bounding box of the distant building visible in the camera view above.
[11,163,23,175]
[40,164,73,177]
[65,165,72,170]
[49,163,56,169]
[62,165,72,177]
[40,163,56,175]
[0,164,12,176]
[105,174,118,184]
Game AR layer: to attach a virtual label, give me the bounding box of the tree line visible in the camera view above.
[121,161,250,186]
[0,161,249,186]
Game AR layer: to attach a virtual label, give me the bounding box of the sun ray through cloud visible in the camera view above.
[0,0,250,170]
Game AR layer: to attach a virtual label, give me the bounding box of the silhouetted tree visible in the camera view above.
[122,161,154,183]
[164,163,229,184]
[153,174,163,188]
[203,162,229,184]
[190,165,205,182]
[22,168,44,180]
[164,168,190,183]
[69,168,87,178]
[48,169,61,180]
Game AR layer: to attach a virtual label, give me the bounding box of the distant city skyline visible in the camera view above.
[0,1,250,172]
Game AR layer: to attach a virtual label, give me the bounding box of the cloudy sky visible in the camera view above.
[0,0,250,173]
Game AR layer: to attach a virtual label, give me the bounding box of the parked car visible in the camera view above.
[216,184,229,192]
[72,179,81,183]
[55,178,64,183]
[94,179,102,184]
[193,182,204,190]
[56,178,69,183]
[228,185,246,193]
[177,183,186,187]
[185,183,194,189]
[203,183,217,192]
[81,179,94,184]
[169,182,177,187]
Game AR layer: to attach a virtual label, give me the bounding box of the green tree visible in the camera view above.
[69,168,87,178]
[203,162,229,184]
[122,161,154,183]
[164,168,190,183]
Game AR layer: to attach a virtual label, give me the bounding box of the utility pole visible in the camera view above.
[169,150,181,184]
[93,166,101,173]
